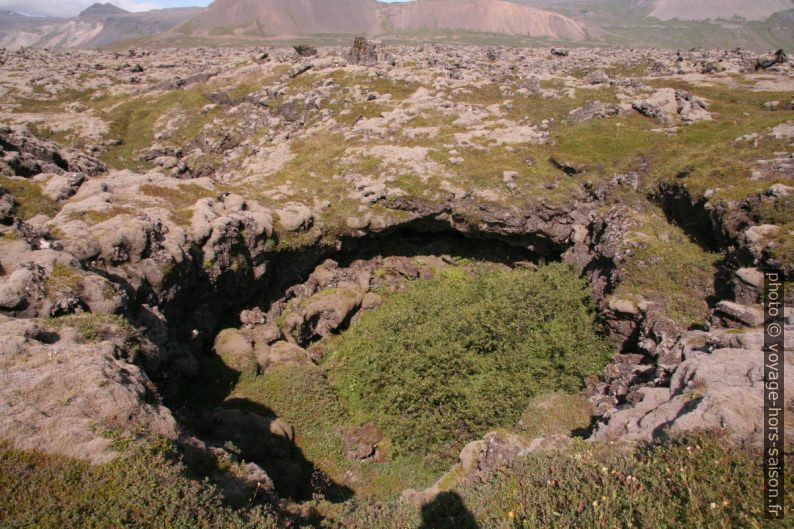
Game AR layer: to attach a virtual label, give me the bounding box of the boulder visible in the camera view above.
[213,328,257,374]
[0,318,177,463]
[341,422,383,461]
[733,268,764,304]
[608,297,639,316]
[261,341,311,370]
[360,292,383,311]
[593,348,794,448]
[568,100,619,123]
[250,321,282,346]
[549,157,585,175]
[743,224,779,244]
[584,69,610,85]
[293,45,317,58]
[755,49,787,70]
[42,172,85,201]
[0,125,105,177]
[0,187,14,223]
[347,36,379,66]
[275,202,313,232]
[285,288,363,342]
[714,300,763,327]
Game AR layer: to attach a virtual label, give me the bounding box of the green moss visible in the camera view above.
[518,392,595,439]
[225,363,438,499]
[139,182,213,225]
[43,263,84,299]
[615,207,720,328]
[552,114,658,172]
[641,82,794,200]
[45,314,137,344]
[769,222,794,266]
[100,87,222,170]
[0,176,60,220]
[67,205,137,225]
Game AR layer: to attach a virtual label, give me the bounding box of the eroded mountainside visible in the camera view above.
[186,0,589,40]
[0,4,202,49]
[0,42,792,526]
[2,0,793,51]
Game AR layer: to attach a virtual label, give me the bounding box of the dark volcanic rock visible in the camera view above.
[347,36,379,66]
[293,45,318,58]
[341,422,383,461]
[755,49,787,70]
[549,157,586,175]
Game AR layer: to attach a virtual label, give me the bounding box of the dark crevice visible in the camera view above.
[656,184,722,251]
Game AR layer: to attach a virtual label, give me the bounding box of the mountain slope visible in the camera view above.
[85,8,204,47]
[0,6,203,49]
[382,0,588,39]
[650,0,793,21]
[189,0,382,35]
[78,3,130,20]
[507,0,794,50]
[0,12,103,48]
[187,0,589,40]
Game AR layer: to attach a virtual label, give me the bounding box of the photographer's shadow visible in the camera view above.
[419,491,480,529]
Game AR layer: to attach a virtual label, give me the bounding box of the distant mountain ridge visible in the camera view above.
[381,0,589,40]
[186,0,590,40]
[0,3,202,49]
[78,3,130,20]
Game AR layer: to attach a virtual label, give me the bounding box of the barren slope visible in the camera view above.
[188,0,589,40]
[651,0,793,21]
[383,0,588,39]
[189,0,382,35]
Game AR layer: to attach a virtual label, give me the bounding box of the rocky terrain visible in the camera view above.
[0,39,793,526]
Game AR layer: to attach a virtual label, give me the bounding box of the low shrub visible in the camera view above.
[0,442,284,529]
[337,432,794,529]
[328,262,612,467]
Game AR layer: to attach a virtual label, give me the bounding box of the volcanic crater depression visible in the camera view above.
[179,230,612,501]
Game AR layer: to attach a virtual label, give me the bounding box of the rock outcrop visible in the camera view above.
[0,316,177,463]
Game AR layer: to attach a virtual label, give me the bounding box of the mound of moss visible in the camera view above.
[328,262,612,466]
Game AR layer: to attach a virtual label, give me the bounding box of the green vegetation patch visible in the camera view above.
[339,432,793,529]
[0,441,283,529]
[45,314,144,359]
[101,87,221,170]
[228,363,437,499]
[615,207,721,328]
[0,176,60,220]
[139,182,214,225]
[328,262,612,467]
